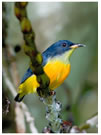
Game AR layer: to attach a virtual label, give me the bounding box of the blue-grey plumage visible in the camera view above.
[20,40,75,83]
[15,40,85,102]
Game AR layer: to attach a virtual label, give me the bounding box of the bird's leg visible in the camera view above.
[37,87,51,97]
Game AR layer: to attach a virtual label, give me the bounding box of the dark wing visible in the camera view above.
[20,68,33,84]
[20,52,49,84]
[42,48,50,66]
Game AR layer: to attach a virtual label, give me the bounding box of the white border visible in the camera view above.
[0,1,2,134]
[1,0,99,135]
[98,1,101,134]
[1,0,99,2]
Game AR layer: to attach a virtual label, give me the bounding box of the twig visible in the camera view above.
[40,92,62,132]
[21,102,38,133]
[3,3,25,131]
[70,125,86,133]
[14,2,64,133]
[3,69,38,133]
[86,114,98,128]
[15,103,26,133]
[14,2,50,97]
[68,114,98,133]
[14,2,98,133]
[3,3,37,132]
[79,114,98,131]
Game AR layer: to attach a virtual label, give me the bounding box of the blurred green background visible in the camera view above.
[2,2,98,133]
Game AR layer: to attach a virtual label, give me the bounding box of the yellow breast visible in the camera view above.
[18,50,72,96]
[44,60,71,90]
[19,61,70,96]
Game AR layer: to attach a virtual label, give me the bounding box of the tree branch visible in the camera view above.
[79,113,98,131]
[14,2,50,97]
[14,2,64,133]
[14,2,98,133]
[15,103,26,133]
[3,68,38,133]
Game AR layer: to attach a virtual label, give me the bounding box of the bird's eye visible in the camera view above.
[62,43,67,47]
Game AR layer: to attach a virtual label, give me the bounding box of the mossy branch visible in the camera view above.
[14,2,63,132]
[14,2,50,97]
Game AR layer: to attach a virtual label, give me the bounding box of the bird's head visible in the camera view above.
[43,40,85,60]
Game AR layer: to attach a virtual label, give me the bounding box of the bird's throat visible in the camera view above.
[55,48,75,64]
[46,49,75,65]
[66,48,75,59]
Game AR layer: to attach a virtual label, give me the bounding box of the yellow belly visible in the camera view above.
[18,61,71,95]
[44,61,71,89]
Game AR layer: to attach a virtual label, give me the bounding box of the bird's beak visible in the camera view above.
[70,44,86,49]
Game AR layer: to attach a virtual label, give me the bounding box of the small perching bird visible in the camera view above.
[15,40,85,102]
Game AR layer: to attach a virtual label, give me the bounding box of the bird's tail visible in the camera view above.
[14,93,25,102]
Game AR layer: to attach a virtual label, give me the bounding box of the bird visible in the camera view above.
[14,40,85,102]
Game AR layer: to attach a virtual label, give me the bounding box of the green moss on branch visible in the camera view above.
[14,2,50,97]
